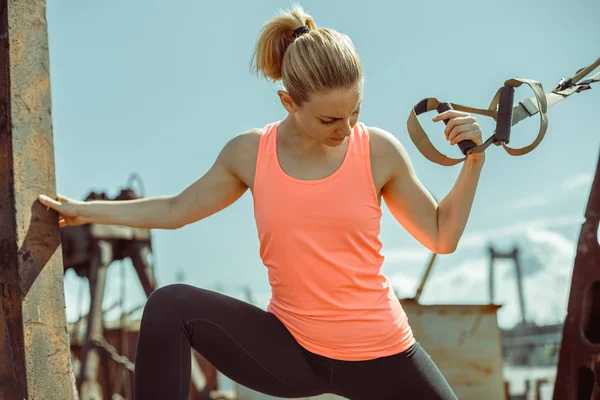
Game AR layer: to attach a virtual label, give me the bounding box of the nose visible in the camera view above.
[340,119,352,137]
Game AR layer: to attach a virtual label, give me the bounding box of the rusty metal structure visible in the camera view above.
[553,147,600,399]
[488,246,528,325]
[62,181,231,399]
[62,187,155,399]
[0,0,78,398]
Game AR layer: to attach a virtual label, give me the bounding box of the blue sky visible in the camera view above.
[46,0,600,326]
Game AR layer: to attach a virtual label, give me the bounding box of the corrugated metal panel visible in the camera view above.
[402,300,505,399]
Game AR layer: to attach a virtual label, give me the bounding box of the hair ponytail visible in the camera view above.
[251,5,362,106]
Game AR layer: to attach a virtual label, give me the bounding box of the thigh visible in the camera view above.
[331,342,458,400]
[144,283,329,398]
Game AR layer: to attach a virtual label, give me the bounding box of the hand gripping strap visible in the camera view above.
[407,78,547,166]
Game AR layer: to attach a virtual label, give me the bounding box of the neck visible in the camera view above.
[278,115,326,154]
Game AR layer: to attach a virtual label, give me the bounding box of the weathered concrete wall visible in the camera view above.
[0,0,77,398]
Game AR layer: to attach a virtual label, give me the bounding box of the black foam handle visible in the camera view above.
[436,102,477,156]
[494,86,515,145]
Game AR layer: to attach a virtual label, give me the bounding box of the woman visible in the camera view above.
[40,5,485,400]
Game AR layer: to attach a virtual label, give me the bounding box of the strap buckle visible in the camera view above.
[557,77,572,91]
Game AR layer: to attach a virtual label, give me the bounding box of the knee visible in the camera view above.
[141,283,192,322]
[149,283,188,300]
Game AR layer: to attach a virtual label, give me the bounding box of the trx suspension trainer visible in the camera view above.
[407,57,600,166]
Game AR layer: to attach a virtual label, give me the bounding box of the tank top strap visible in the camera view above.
[345,122,379,204]
[256,122,278,165]
[259,122,278,157]
[349,122,370,158]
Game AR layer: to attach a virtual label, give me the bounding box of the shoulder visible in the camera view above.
[216,128,264,186]
[219,128,262,163]
[223,128,262,154]
[363,125,415,187]
[365,125,412,166]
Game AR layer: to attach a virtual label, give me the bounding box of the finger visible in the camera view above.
[59,218,67,228]
[448,122,481,140]
[447,123,473,141]
[433,110,468,121]
[451,130,482,146]
[38,195,62,210]
[443,117,476,139]
[432,110,470,122]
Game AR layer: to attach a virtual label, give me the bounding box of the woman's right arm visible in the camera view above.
[39,132,252,230]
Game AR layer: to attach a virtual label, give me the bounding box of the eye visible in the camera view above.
[319,110,360,125]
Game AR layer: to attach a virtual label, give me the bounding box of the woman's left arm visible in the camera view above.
[435,153,485,253]
[376,110,485,254]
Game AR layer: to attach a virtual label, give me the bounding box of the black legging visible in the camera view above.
[134,283,458,400]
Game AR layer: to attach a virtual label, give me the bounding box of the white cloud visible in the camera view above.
[381,247,431,264]
[458,214,584,250]
[390,227,576,329]
[561,173,593,193]
[509,172,593,211]
[405,256,490,303]
[389,274,421,298]
[512,195,549,210]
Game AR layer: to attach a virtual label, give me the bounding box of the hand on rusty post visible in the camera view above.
[38,194,87,227]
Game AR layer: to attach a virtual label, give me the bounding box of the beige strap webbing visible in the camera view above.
[407,57,600,166]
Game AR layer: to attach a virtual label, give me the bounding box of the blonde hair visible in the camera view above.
[251,5,362,106]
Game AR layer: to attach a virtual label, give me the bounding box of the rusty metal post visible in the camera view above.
[77,241,112,399]
[0,1,78,399]
[488,246,527,324]
[489,246,495,305]
[553,147,600,399]
[129,241,158,296]
[513,250,527,326]
[414,252,437,303]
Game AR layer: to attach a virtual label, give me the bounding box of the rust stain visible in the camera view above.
[553,151,600,398]
[1,1,77,398]
[458,314,483,346]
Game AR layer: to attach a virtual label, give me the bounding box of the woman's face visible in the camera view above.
[283,82,363,147]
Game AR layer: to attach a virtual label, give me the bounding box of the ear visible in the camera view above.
[277,90,298,114]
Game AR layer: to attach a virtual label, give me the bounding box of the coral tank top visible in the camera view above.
[252,121,414,360]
